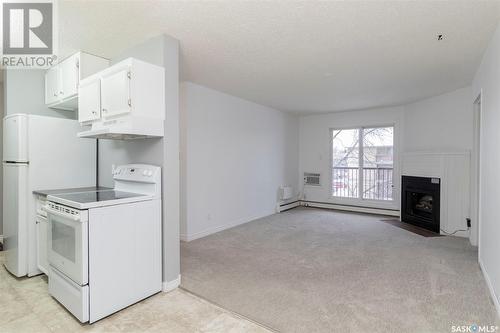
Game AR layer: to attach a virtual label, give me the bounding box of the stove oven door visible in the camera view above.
[46,205,88,285]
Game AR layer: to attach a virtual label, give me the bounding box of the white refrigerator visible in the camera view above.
[3,114,96,277]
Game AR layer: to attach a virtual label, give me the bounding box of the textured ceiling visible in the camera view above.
[59,1,500,114]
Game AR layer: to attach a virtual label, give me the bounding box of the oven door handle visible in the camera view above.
[43,206,81,222]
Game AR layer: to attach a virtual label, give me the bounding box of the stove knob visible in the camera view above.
[142,170,148,176]
[147,170,153,177]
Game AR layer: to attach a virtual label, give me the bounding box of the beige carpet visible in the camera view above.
[181,207,499,333]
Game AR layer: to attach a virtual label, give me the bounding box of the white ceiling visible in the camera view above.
[59,1,500,114]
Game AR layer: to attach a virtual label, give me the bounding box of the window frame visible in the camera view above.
[329,124,398,208]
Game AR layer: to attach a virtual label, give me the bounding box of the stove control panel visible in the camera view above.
[113,164,161,184]
[113,164,161,199]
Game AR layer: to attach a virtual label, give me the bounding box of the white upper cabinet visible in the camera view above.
[78,79,101,123]
[45,51,109,111]
[78,58,165,140]
[101,68,131,118]
[44,67,59,105]
[59,54,79,100]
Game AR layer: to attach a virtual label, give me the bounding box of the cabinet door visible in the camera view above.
[59,54,79,100]
[78,79,101,123]
[45,66,60,104]
[101,68,131,118]
[36,216,49,275]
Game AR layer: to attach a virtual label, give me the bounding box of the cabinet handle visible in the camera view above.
[102,108,107,113]
[92,110,96,115]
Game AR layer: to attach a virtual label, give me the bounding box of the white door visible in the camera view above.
[36,215,49,275]
[45,66,60,104]
[3,163,28,277]
[59,54,79,100]
[101,68,131,118]
[3,114,28,163]
[78,79,101,123]
[47,206,88,285]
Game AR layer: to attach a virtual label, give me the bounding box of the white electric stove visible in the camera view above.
[44,164,162,323]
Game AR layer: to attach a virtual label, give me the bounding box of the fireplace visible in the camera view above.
[401,176,440,233]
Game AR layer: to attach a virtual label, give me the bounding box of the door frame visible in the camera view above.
[471,91,482,247]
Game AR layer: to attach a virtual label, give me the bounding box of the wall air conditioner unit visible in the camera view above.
[304,173,321,186]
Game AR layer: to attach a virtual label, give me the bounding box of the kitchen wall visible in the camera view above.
[299,86,473,210]
[3,70,75,119]
[180,82,299,241]
[472,23,500,315]
[97,34,181,289]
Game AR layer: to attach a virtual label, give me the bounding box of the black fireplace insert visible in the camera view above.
[401,176,440,233]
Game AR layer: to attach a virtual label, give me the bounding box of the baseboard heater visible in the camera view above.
[279,200,400,217]
[278,200,301,212]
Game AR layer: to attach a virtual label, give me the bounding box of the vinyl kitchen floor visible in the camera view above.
[0,252,270,333]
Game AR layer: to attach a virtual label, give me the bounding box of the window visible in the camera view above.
[332,126,394,201]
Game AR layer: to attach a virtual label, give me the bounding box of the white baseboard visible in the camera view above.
[479,258,500,317]
[301,201,400,217]
[162,274,181,293]
[180,211,274,242]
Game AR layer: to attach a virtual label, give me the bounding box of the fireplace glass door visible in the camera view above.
[406,191,433,221]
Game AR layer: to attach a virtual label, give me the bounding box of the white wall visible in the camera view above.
[404,87,473,152]
[299,87,473,211]
[180,82,299,241]
[404,87,473,240]
[472,23,500,315]
[97,34,181,288]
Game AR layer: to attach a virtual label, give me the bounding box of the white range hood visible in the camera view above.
[78,128,159,140]
[78,117,164,140]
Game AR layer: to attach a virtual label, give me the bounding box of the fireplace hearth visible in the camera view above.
[401,176,440,233]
